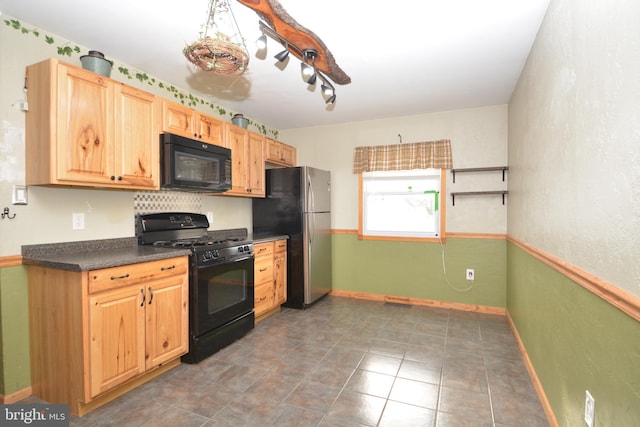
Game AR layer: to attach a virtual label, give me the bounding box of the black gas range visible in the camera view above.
[137,212,255,363]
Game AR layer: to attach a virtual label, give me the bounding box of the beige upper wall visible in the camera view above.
[508,0,640,296]
[281,105,509,234]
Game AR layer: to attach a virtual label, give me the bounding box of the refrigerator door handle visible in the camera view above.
[307,174,315,213]
[307,210,315,247]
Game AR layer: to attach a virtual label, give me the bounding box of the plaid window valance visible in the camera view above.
[353,139,453,173]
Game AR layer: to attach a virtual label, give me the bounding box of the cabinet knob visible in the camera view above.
[117,176,123,181]
[110,176,115,180]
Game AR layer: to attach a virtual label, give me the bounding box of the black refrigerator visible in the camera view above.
[252,166,332,309]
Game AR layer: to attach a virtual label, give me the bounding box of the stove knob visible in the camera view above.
[243,245,251,253]
[214,250,220,257]
[238,246,244,253]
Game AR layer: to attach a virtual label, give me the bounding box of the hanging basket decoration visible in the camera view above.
[184,0,249,76]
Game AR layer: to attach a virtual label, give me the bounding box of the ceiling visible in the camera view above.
[0,0,550,130]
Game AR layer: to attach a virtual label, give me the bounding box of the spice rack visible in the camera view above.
[450,166,508,206]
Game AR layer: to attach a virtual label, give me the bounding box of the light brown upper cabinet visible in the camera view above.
[162,100,225,147]
[266,138,296,167]
[25,58,159,190]
[224,124,265,197]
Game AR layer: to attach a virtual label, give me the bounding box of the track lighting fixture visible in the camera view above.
[256,34,267,50]
[255,21,341,106]
[274,48,289,62]
[321,82,334,97]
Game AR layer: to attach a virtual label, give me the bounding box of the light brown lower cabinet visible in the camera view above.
[254,240,287,319]
[28,256,189,416]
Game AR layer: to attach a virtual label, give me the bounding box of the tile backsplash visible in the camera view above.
[134,190,201,215]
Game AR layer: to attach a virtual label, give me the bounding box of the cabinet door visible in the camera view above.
[145,274,189,369]
[280,143,296,166]
[197,114,225,146]
[56,63,114,184]
[275,240,287,305]
[114,85,159,188]
[225,125,249,195]
[162,100,195,138]
[88,285,146,398]
[266,139,282,163]
[266,139,296,167]
[247,132,265,196]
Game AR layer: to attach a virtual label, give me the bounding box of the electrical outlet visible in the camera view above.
[72,213,85,230]
[585,390,595,427]
[466,268,475,281]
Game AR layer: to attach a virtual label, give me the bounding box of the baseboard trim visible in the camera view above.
[1,386,32,404]
[506,311,558,427]
[329,289,506,315]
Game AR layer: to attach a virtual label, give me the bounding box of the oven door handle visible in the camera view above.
[198,255,254,269]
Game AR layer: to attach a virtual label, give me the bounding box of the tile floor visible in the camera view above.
[24,296,549,426]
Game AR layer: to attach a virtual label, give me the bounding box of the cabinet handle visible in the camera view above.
[258,247,267,253]
[140,288,145,307]
[259,267,268,272]
[259,296,267,302]
[111,273,130,280]
[161,265,176,271]
[148,287,153,305]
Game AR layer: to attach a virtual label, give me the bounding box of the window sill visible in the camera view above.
[357,234,446,243]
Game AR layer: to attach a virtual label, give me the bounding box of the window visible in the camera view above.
[359,169,445,240]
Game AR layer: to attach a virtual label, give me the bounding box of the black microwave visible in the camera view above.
[160,133,232,192]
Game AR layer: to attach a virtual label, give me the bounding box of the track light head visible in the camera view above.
[307,73,317,85]
[274,49,289,62]
[256,34,267,50]
[300,62,316,85]
[321,83,334,97]
[325,94,336,105]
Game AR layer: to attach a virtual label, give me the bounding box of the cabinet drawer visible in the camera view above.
[89,257,188,294]
[254,281,274,315]
[254,242,273,259]
[254,257,273,285]
[274,240,287,253]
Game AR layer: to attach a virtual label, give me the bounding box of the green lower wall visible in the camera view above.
[0,265,31,396]
[333,234,507,308]
[507,242,640,426]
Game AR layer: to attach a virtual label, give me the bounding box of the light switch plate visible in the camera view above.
[12,185,28,205]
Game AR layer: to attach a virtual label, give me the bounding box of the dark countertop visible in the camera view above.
[251,234,290,244]
[22,237,191,272]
